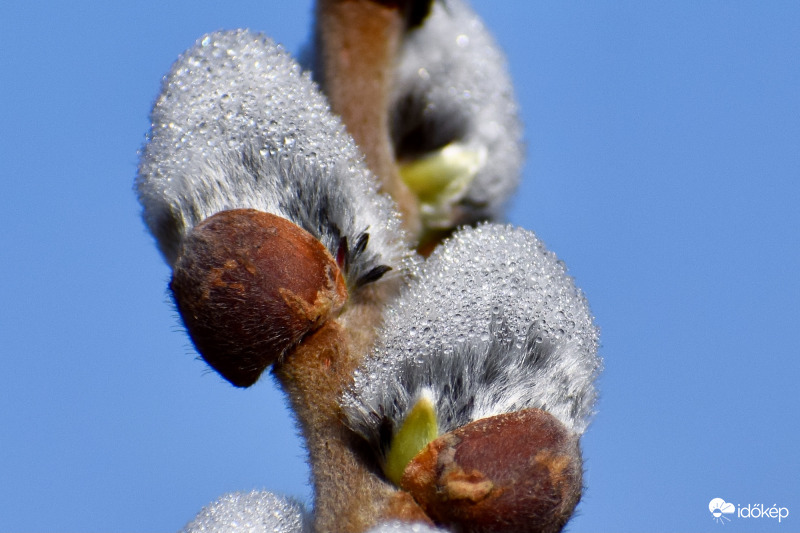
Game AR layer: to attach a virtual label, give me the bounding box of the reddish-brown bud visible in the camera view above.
[401,409,583,533]
[170,209,347,387]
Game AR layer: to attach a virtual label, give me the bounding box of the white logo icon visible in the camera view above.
[709,498,736,524]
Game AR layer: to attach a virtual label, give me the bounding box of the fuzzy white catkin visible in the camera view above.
[137,30,411,289]
[180,492,446,533]
[180,491,310,533]
[390,0,523,224]
[366,521,450,533]
[343,224,600,456]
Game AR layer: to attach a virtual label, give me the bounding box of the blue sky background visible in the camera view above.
[1,2,798,532]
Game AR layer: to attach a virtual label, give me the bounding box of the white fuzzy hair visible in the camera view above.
[343,224,600,458]
[367,521,449,533]
[180,490,447,533]
[180,491,310,533]
[136,30,412,290]
[389,0,524,225]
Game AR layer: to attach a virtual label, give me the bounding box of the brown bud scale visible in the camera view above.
[401,409,583,533]
[170,209,347,387]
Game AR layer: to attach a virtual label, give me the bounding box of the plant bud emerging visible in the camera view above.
[401,409,582,533]
[170,209,347,387]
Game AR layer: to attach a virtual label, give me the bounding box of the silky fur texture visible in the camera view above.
[343,224,600,461]
[181,491,311,533]
[366,521,447,533]
[136,30,412,292]
[180,490,444,533]
[389,0,523,226]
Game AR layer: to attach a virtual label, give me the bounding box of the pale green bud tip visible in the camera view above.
[399,142,487,227]
[384,390,439,486]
